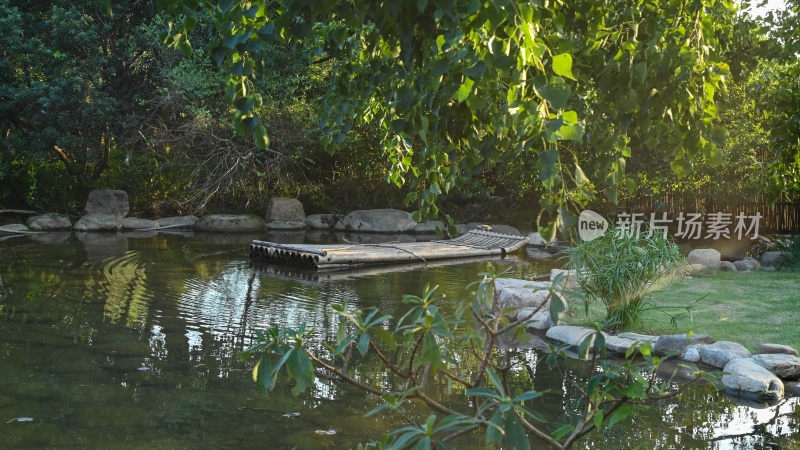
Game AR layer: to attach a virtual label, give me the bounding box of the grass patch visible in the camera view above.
[565,270,800,351]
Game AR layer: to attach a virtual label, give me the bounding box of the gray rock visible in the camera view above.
[526,248,554,260]
[494,278,556,314]
[550,269,580,290]
[719,261,737,272]
[528,232,547,246]
[617,332,659,343]
[682,346,703,363]
[85,189,129,217]
[26,213,72,231]
[786,382,800,397]
[196,214,265,232]
[156,216,198,229]
[751,354,800,380]
[265,197,305,222]
[687,248,721,269]
[653,333,716,357]
[335,209,417,233]
[699,341,751,368]
[267,221,305,230]
[733,257,761,272]
[690,263,709,272]
[756,343,798,357]
[606,335,648,355]
[0,223,30,233]
[722,358,784,402]
[516,309,555,330]
[122,218,159,230]
[761,251,789,267]
[29,231,71,245]
[490,224,522,236]
[412,221,445,234]
[74,214,123,231]
[546,326,601,348]
[305,214,342,230]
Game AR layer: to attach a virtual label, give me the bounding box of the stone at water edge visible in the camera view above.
[719,261,738,272]
[493,278,564,316]
[687,248,721,269]
[756,343,798,357]
[412,220,445,234]
[74,214,123,231]
[0,223,30,233]
[267,221,306,231]
[195,215,265,232]
[751,354,800,380]
[490,224,522,236]
[515,308,555,331]
[85,189,129,217]
[546,326,602,348]
[681,346,705,363]
[265,197,305,222]
[733,257,761,272]
[305,214,342,230]
[722,358,784,403]
[335,209,417,233]
[786,382,800,397]
[526,248,554,260]
[122,218,159,230]
[550,269,580,290]
[699,341,751,368]
[156,216,198,229]
[653,333,716,357]
[761,251,789,267]
[26,213,72,231]
[605,335,651,355]
[616,332,659,343]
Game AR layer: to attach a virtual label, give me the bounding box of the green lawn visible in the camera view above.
[564,270,800,351]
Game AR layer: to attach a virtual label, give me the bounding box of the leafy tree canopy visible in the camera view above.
[157,0,737,237]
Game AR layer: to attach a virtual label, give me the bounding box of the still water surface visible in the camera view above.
[0,230,797,449]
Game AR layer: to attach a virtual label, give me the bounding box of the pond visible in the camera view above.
[0,231,798,449]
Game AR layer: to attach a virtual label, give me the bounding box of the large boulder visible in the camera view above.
[122,218,159,230]
[196,214,265,232]
[85,189,129,217]
[305,214,342,230]
[719,261,737,272]
[733,257,761,272]
[26,213,72,231]
[335,209,417,233]
[494,278,556,314]
[265,197,305,222]
[157,215,198,229]
[761,251,789,267]
[722,358,784,402]
[699,341,751,368]
[756,343,798,357]
[74,213,123,231]
[687,248,721,269]
[617,332,659,344]
[653,333,716,357]
[751,354,800,380]
[605,335,653,355]
[265,198,305,230]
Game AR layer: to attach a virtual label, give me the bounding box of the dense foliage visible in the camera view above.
[240,266,721,449]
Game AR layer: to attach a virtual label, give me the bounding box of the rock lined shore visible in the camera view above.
[493,274,800,404]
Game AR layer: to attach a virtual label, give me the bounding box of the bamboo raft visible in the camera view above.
[249,229,529,270]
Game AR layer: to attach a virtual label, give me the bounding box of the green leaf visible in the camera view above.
[607,404,631,429]
[552,53,576,80]
[538,82,570,108]
[453,77,475,103]
[551,424,574,440]
[593,410,604,430]
[357,332,371,356]
[485,409,504,443]
[253,124,270,149]
[286,349,314,396]
[556,123,582,141]
[100,0,112,17]
[422,333,442,371]
[504,413,530,450]
[562,110,578,124]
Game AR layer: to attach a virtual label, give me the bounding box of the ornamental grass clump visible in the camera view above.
[566,226,683,329]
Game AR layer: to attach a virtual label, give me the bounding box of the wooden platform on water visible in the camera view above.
[249,229,529,270]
